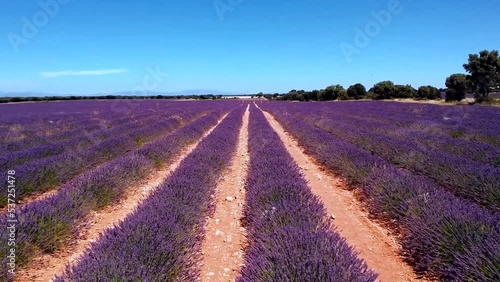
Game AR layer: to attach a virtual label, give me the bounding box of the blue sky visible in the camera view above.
[0,0,498,95]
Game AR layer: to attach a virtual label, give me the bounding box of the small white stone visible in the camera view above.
[207,272,215,276]
[225,196,234,202]
[215,219,220,223]
[330,214,336,220]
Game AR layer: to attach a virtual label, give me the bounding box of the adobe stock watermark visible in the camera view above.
[6,170,17,277]
[213,0,243,21]
[7,0,71,54]
[340,0,412,63]
[110,65,169,114]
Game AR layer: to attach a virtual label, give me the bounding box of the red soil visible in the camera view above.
[199,106,250,282]
[260,106,425,282]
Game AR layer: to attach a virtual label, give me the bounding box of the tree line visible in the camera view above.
[263,49,499,103]
[263,82,442,102]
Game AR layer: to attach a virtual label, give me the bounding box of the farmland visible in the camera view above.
[1,100,499,281]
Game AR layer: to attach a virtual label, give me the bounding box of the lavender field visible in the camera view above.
[1,100,499,281]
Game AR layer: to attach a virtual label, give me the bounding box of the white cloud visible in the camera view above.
[41,68,129,78]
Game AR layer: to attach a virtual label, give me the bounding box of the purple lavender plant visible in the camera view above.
[55,104,245,281]
[238,105,377,281]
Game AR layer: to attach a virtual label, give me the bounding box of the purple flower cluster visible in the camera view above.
[291,108,500,211]
[291,103,500,168]
[0,153,153,282]
[260,102,499,281]
[0,101,147,152]
[326,101,499,135]
[0,108,229,280]
[0,110,205,207]
[0,108,207,170]
[55,105,244,281]
[0,100,205,152]
[1,115,104,152]
[237,105,377,282]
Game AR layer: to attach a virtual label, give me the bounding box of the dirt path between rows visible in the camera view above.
[199,106,249,282]
[15,114,228,282]
[259,106,422,282]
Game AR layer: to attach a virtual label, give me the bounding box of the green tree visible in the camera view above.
[463,50,500,102]
[346,83,366,100]
[309,90,319,101]
[337,89,349,100]
[416,86,440,100]
[286,90,299,101]
[445,74,469,102]
[332,84,346,100]
[319,86,333,101]
[372,81,396,99]
[394,84,416,98]
[319,84,345,101]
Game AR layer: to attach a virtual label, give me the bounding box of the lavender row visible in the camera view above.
[274,101,500,147]
[238,105,377,282]
[0,100,187,152]
[1,110,147,152]
[0,108,228,281]
[0,100,130,122]
[283,102,500,167]
[0,111,205,207]
[261,104,499,281]
[332,101,500,132]
[0,113,97,140]
[55,105,244,281]
[289,108,500,211]
[0,108,201,170]
[332,101,500,146]
[1,116,106,152]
